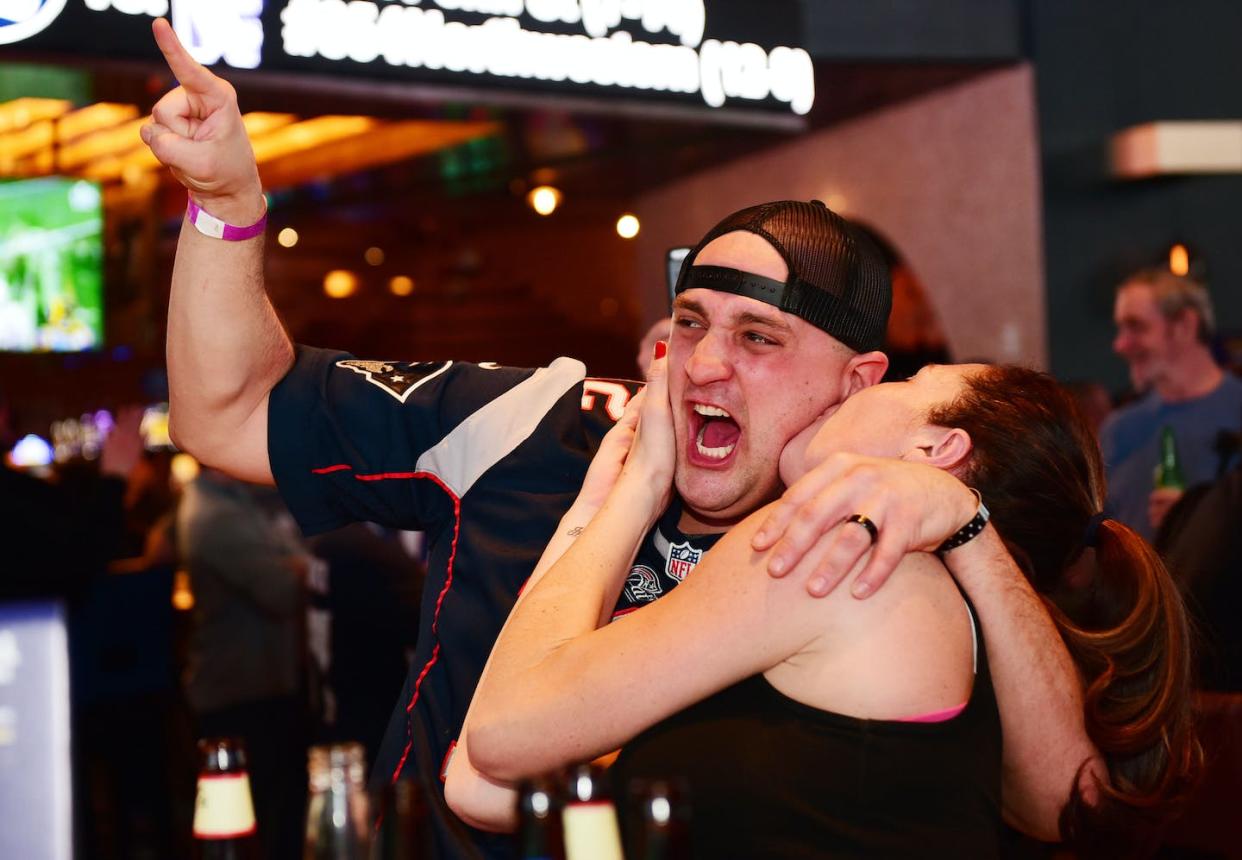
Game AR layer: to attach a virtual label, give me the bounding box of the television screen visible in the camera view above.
[0,178,104,352]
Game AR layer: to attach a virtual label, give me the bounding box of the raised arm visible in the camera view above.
[751,456,1101,841]
[141,19,292,484]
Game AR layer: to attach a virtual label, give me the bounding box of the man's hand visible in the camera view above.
[752,454,978,598]
[1148,486,1184,532]
[140,18,264,224]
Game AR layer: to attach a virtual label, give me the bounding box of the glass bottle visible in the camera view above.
[561,764,623,860]
[624,779,691,860]
[370,776,434,859]
[193,737,261,860]
[515,776,565,860]
[305,743,370,859]
[1155,424,1187,490]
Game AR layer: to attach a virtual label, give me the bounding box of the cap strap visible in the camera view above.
[676,265,877,353]
[676,265,790,306]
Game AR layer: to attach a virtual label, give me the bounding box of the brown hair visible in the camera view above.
[927,365,1201,856]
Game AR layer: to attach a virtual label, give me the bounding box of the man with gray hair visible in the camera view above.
[1102,268,1242,539]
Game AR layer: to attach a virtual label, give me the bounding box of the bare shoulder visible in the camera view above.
[764,545,976,719]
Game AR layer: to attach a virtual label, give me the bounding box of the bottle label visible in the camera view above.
[193,773,257,839]
[563,801,623,860]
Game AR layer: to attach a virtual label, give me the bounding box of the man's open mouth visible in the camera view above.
[692,403,741,461]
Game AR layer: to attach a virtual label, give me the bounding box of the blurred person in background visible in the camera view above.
[306,524,424,768]
[1101,268,1242,540]
[635,316,671,377]
[178,467,310,859]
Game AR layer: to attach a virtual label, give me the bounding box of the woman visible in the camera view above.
[452,360,1199,857]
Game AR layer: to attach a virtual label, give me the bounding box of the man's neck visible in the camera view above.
[677,506,746,536]
[1154,346,1223,403]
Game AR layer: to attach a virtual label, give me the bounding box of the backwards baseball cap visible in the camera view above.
[673,200,892,353]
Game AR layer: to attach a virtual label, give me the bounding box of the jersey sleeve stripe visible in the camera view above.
[414,357,586,498]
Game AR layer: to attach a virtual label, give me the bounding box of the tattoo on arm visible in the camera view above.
[566,526,584,537]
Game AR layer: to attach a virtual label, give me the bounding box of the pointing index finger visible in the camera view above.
[152,18,216,93]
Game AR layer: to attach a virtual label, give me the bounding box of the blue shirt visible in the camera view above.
[1099,373,1242,541]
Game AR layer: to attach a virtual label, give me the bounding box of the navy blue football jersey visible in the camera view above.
[268,346,718,859]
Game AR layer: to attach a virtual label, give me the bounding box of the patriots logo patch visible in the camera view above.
[337,359,452,403]
[624,565,663,604]
[666,541,702,582]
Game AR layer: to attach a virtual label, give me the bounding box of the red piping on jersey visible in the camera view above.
[311,463,353,474]
[311,466,463,786]
[440,739,457,783]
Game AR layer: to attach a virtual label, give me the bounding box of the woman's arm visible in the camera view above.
[447,391,647,830]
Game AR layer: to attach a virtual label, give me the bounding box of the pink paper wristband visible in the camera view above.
[186,196,268,241]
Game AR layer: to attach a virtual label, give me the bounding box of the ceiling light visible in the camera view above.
[323,270,358,298]
[616,213,640,239]
[528,185,561,216]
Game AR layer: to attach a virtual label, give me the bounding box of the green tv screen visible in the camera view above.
[0,178,104,352]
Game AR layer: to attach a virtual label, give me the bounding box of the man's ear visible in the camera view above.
[1170,308,1201,345]
[841,350,888,398]
[903,426,973,472]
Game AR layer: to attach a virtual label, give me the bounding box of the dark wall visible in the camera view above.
[802,0,1023,60]
[1031,1,1242,391]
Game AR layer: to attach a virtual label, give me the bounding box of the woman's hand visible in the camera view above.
[752,453,978,598]
[615,347,675,510]
[574,389,644,512]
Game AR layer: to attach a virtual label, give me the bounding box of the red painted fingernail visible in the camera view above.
[653,340,667,360]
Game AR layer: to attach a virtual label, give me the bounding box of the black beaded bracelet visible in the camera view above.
[936,489,990,555]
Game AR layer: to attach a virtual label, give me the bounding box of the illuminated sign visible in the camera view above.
[80,0,264,68]
[11,0,812,117]
[279,1,813,114]
[0,0,69,46]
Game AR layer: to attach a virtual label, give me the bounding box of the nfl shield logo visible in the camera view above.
[665,541,702,582]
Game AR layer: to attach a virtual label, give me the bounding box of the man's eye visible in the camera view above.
[745,332,776,345]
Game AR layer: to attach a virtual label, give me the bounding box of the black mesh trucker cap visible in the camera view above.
[672,200,892,353]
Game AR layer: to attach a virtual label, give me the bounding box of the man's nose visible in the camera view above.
[684,332,733,386]
[1113,330,1129,356]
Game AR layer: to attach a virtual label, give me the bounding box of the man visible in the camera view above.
[1102,268,1242,540]
[141,19,1092,857]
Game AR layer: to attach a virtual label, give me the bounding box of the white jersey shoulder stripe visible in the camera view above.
[415,357,587,498]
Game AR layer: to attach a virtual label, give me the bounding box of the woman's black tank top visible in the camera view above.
[612,602,1002,858]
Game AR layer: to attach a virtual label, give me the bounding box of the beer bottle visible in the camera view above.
[1154,425,1187,490]
[515,776,565,860]
[305,743,370,859]
[193,737,261,860]
[624,779,691,860]
[561,764,623,860]
[370,777,434,859]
